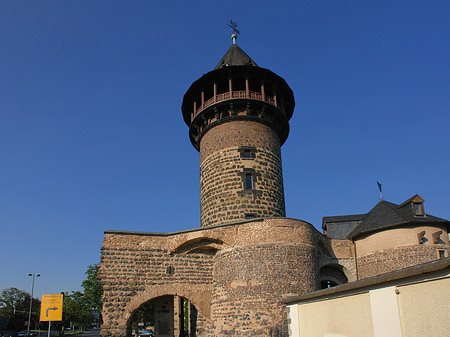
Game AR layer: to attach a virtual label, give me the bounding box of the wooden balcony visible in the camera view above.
[193,90,276,121]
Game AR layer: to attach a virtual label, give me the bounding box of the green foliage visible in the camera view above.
[129,301,154,334]
[61,264,103,329]
[81,265,103,314]
[0,288,40,330]
[62,291,92,328]
[134,301,154,327]
[184,299,189,331]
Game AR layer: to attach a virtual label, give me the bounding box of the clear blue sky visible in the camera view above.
[1,1,449,299]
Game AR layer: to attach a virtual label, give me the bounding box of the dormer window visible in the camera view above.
[399,195,426,218]
[413,202,424,216]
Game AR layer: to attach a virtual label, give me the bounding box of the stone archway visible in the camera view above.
[320,265,348,289]
[127,295,203,337]
[121,285,212,337]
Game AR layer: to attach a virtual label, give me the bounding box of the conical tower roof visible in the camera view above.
[214,43,258,69]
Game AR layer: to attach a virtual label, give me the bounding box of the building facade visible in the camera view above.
[98,38,450,337]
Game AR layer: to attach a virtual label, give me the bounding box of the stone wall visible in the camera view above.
[211,243,318,336]
[199,120,285,227]
[357,245,450,279]
[99,218,324,337]
[317,238,357,283]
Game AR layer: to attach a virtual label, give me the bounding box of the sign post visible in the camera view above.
[40,294,63,337]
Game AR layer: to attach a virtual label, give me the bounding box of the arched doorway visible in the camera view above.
[320,265,348,289]
[127,295,200,337]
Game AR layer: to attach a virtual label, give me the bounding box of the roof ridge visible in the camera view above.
[348,200,405,238]
[373,200,412,222]
[323,213,368,221]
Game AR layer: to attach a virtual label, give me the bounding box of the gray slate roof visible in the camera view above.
[323,195,449,239]
[214,43,258,70]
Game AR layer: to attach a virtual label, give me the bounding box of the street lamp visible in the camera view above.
[27,273,40,335]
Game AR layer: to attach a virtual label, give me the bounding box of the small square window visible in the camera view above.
[238,146,257,159]
[245,214,255,220]
[242,150,252,159]
[438,250,447,259]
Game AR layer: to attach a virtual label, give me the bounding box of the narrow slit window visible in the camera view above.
[245,174,253,190]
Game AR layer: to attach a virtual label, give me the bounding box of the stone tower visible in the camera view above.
[181,36,295,227]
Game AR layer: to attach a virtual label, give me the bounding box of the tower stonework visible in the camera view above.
[182,42,295,227]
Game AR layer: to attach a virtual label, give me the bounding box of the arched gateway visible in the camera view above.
[126,294,205,337]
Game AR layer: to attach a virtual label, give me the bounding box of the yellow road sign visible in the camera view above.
[40,294,63,321]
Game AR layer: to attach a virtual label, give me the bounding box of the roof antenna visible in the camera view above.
[377,181,383,200]
[227,20,240,44]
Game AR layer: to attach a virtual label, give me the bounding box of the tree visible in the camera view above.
[0,288,40,331]
[81,265,103,314]
[62,291,91,331]
[61,264,103,330]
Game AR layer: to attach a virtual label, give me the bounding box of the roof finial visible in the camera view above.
[231,33,237,44]
[227,20,240,44]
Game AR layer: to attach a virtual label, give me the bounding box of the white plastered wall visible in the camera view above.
[288,272,450,337]
[296,292,374,337]
[397,275,450,337]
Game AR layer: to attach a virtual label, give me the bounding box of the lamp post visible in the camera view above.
[27,273,40,335]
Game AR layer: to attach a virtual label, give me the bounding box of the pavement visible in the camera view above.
[75,330,101,337]
[36,329,101,337]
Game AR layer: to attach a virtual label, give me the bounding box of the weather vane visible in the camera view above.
[227,20,240,44]
[377,181,383,200]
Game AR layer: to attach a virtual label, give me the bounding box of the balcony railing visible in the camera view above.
[194,90,276,119]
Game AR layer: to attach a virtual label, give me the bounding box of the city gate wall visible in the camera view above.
[99,217,329,337]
